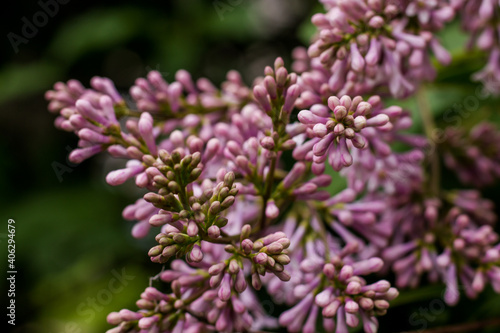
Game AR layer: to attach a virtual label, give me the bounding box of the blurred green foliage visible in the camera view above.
[1,1,499,332]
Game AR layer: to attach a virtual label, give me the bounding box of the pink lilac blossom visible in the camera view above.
[278,241,398,333]
[454,0,500,94]
[296,95,399,172]
[302,0,453,100]
[44,1,500,332]
[382,191,500,303]
[442,122,500,187]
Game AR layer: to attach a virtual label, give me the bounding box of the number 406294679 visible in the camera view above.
[7,219,15,269]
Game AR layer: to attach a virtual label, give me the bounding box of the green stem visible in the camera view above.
[201,223,262,245]
[177,185,191,211]
[259,155,277,231]
[417,87,440,196]
[200,232,240,244]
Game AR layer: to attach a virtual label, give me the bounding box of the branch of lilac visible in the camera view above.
[45,0,500,332]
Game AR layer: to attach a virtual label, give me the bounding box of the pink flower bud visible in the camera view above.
[315,288,332,307]
[260,136,275,150]
[218,274,232,301]
[138,315,159,329]
[187,221,199,237]
[69,145,103,164]
[283,84,302,113]
[208,225,220,239]
[366,114,389,127]
[138,112,157,156]
[298,110,328,125]
[189,244,204,262]
[263,76,277,99]
[254,252,268,265]
[266,200,280,219]
[322,299,341,318]
[253,85,271,112]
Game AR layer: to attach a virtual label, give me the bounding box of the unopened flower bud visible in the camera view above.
[187,221,199,237]
[241,239,253,254]
[228,259,240,274]
[260,136,275,150]
[266,200,279,219]
[148,245,162,257]
[208,225,220,238]
[221,196,235,209]
[254,252,268,265]
[209,201,221,215]
[189,244,203,262]
[266,242,284,254]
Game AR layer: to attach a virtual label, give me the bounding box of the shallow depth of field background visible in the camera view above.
[1,1,499,332]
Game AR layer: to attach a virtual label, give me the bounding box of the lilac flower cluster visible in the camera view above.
[382,190,500,303]
[441,122,500,186]
[45,1,500,332]
[275,236,399,333]
[453,0,500,94]
[297,0,454,101]
[296,94,401,172]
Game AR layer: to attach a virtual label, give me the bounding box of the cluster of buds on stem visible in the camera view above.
[253,57,302,125]
[279,242,398,333]
[297,95,398,171]
[145,163,238,262]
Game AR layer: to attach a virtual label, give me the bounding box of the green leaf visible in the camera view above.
[47,7,145,64]
[0,62,61,103]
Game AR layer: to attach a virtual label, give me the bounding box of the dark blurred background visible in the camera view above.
[0,1,499,332]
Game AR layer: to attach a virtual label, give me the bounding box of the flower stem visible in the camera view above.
[259,155,277,231]
[417,87,440,196]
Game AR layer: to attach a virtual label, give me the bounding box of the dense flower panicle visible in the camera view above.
[441,122,500,186]
[454,0,500,93]
[122,198,159,239]
[45,1,500,332]
[105,286,208,333]
[342,148,425,195]
[405,0,455,30]
[45,77,124,131]
[108,228,284,332]
[304,0,453,98]
[296,95,400,171]
[106,281,276,333]
[252,57,302,117]
[111,132,227,239]
[382,191,500,303]
[46,87,159,167]
[339,104,426,196]
[214,106,275,183]
[278,241,397,333]
[130,69,251,115]
[324,190,393,250]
